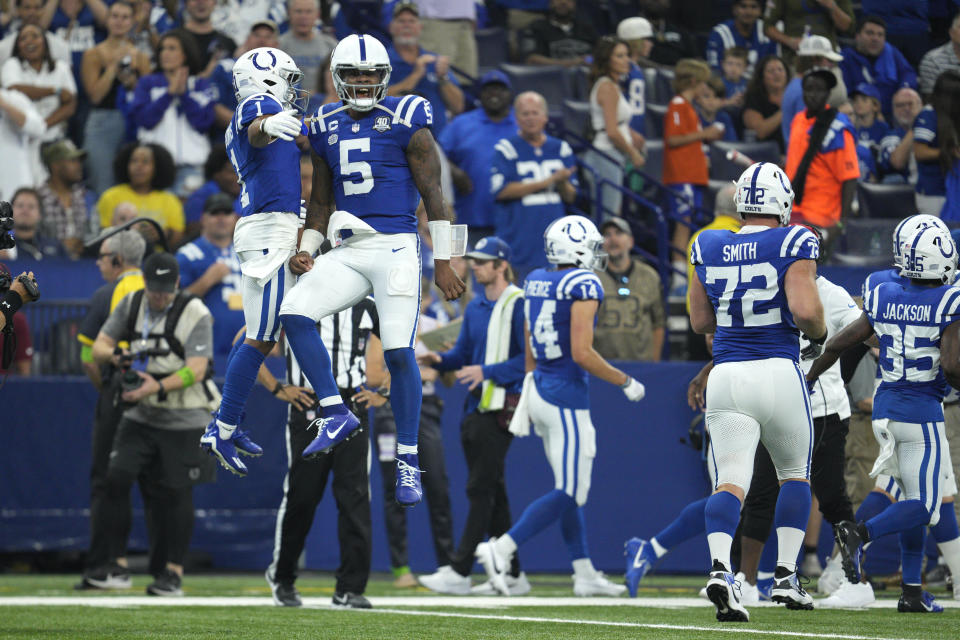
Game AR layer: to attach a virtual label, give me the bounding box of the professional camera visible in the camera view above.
[0,200,14,250]
[114,345,171,405]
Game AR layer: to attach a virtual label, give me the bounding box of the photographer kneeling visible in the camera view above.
[90,253,217,596]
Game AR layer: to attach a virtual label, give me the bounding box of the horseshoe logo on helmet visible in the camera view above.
[252,50,277,71]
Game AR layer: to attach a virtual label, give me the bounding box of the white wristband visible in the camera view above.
[428,220,451,260]
[299,228,324,256]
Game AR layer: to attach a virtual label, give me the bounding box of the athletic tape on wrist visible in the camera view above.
[299,228,324,256]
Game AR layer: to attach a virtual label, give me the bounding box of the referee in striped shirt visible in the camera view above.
[259,297,383,609]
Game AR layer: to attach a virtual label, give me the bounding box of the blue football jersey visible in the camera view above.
[864,280,960,422]
[306,95,432,234]
[621,61,646,135]
[691,226,820,365]
[226,93,302,217]
[523,267,604,409]
[491,135,577,268]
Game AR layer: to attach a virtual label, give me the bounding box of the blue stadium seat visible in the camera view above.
[856,182,918,219]
[476,28,508,75]
[708,140,780,181]
[500,64,571,117]
[562,99,591,138]
[834,218,901,266]
[645,103,666,139]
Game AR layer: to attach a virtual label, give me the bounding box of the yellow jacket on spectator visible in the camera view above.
[97,184,185,233]
[686,215,742,314]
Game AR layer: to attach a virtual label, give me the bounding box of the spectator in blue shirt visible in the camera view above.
[913,102,945,215]
[183,144,242,239]
[860,1,930,69]
[697,77,738,142]
[208,19,280,129]
[850,82,889,182]
[385,2,464,137]
[175,192,243,374]
[705,0,779,78]
[417,235,527,595]
[838,16,917,122]
[616,17,653,137]
[879,86,922,183]
[439,70,517,245]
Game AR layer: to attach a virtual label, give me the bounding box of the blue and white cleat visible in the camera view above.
[898,586,944,613]
[302,406,361,459]
[232,428,263,456]
[395,452,423,506]
[706,560,750,622]
[624,537,656,597]
[200,419,248,477]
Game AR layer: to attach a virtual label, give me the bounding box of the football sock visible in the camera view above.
[653,497,708,556]
[572,557,598,579]
[865,500,930,540]
[561,506,589,560]
[774,481,811,572]
[705,490,742,571]
[494,533,517,558]
[856,490,894,525]
[900,525,926,586]
[217,343,265,431]
[224,336,243,369]
[279,314,342,407]
[509,489,576,547]
[384,348,422,447]
[932,502,960,580]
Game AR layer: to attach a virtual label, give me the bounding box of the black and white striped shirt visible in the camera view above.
[284,297,379,391]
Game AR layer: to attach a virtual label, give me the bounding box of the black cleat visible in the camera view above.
[145,569,183,596]
[833,520,863,584]
[770,567,814,610]
[265,569,302,607]
[898,584,943,613]
[705,560,749,622]
[332,592,372,608]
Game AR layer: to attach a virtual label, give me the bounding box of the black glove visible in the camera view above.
[800,331,827,360]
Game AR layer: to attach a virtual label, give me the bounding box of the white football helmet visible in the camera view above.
[733,162,794,226]
[544,215,607,270]
[233,47,307,112]
[892,214,949,270]
[900,226,957,284]
[331,34,391,111]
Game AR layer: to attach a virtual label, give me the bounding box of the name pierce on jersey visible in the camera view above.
[722,242,758,262]
[883,302,931,323]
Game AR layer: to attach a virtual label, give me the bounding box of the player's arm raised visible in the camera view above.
[290,149,335,275]
[570,300,645,401]
[248,110,302,147]
[406,127,466,301]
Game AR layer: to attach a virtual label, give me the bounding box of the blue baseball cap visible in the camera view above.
[466,236,512,262]
[478,70,512,91]
[851,82,881,102]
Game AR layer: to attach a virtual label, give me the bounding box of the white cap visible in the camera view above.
[798,34,843,62]
[617,17,653,40]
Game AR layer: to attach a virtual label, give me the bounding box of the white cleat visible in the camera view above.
[573,572,627,597]
[418,565,471,595]
[706,562,749,622]
[736,572,760,605]
[771,570,814,610]
[471,572,532,596]
[817,552,845,595]
[475,538,511,596]
[817,578,876,609]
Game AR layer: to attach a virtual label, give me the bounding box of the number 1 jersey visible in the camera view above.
[307,96,433,234]
[864,280,960,422]
[691,225,820,365]
[524,267,604,409]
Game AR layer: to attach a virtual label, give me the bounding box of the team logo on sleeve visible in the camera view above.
[373,115,391,132]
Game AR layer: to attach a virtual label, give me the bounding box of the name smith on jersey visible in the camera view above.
[883,302,931,323]
[722,242,758,262]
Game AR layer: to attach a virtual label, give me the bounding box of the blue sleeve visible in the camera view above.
[705,29,723,72]
[894,47,918,90]
[182,77,215,132]
[437,311,471,371]
[481,298,527,385]
[394,96,434,149]
[131,76,173,130]
[794,228,821,261]
[566,272,604,303]
[239,94,283,129]
[490,143,515,198]
[914,108,936,143]
[175,248,202,288]
[184,189,206,223]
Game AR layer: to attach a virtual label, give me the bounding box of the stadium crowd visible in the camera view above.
[3,0,960,614]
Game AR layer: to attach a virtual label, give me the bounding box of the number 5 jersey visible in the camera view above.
[306,95,433,235]
[690,225,820,365]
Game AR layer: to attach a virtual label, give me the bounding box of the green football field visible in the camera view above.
[0,573,956,639]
